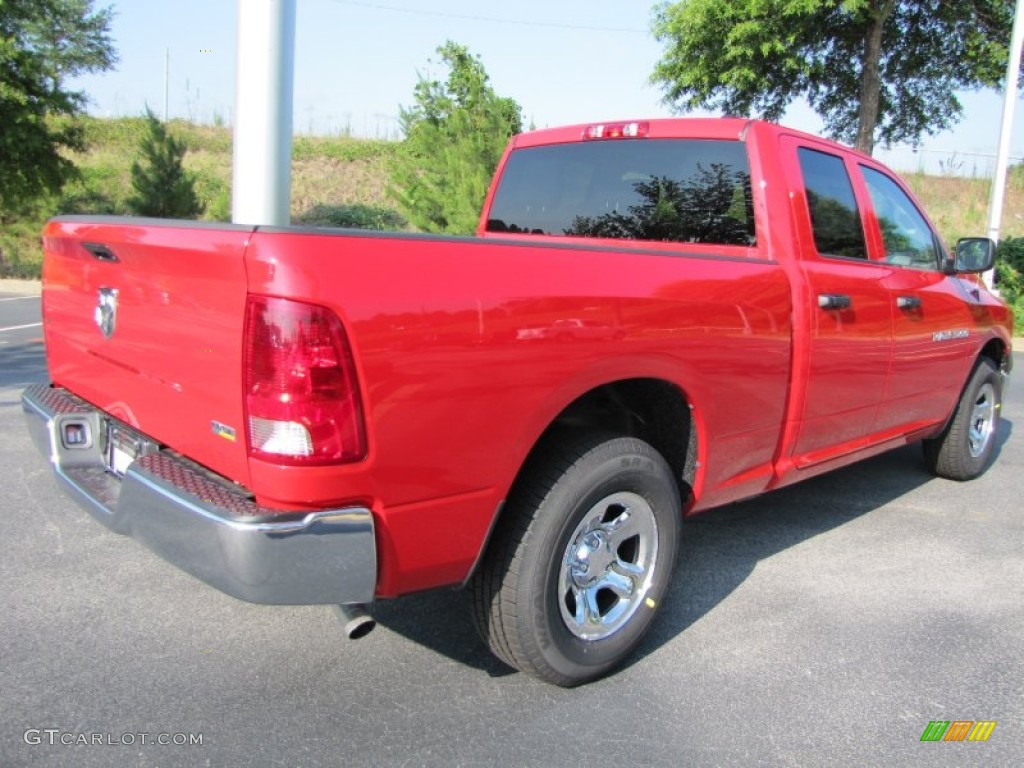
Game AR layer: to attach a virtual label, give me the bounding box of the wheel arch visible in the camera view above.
[539,378,698,505]
[978,335,1012,376]
[929,338,1008,441]
[464,375,699,587]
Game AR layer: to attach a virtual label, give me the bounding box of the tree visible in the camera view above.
[0,0,116,217]
[389,41,522,234]
[126,108,204,219]
[650,1,1016,154]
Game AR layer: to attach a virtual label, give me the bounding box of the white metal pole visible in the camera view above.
[232,0,296,226]
[985,0,1024,288]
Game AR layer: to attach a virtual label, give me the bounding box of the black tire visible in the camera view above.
[469,430,681,687]
[923,357,1002,481]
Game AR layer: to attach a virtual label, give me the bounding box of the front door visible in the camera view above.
[857,164,980,433]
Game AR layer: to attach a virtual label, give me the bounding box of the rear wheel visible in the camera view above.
[923,357,1002,481]
[469,430,681,686]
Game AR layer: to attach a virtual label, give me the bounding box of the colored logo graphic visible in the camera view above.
[920,720,997,742]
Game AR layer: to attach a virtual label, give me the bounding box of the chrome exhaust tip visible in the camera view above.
[332,603,376,639]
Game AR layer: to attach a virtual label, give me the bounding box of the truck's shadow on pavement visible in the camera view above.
[372,417,1014,681]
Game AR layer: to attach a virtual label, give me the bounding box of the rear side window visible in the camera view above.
[797,148,867,260]
[486,139,755,246]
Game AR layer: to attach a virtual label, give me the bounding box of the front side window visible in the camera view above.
[861,166,939,270]
[486,139,755,246]
[797,148,867,260]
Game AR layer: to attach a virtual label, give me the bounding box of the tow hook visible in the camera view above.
[332,603,376,639]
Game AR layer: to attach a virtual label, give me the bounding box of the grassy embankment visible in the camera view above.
[0,117,403,278]
[3,116,1024,294]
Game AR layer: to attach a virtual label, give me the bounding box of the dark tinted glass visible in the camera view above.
[486,139,755,246]
[797,148,867,259]
[861,166,939,270]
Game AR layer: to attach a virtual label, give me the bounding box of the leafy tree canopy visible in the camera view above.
[651,0,1016,154]
[0,0,116,216]
[389,41,522,234]
[126,108,204,219]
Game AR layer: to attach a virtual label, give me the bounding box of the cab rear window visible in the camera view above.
[486,139,755,246]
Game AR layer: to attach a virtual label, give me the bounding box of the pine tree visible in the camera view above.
[126,108,204,218]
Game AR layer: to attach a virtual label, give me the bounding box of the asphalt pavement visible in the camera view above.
[1,289,1021,767]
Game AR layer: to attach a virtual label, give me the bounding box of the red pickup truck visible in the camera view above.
[23,118,1013,686]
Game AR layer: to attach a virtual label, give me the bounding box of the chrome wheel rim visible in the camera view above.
[968,382,997,458]
[558,491,658,641]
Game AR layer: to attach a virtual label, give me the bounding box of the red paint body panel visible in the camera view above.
[41,219,255,489]
[243,230,792,594]
[37,119,1014,599]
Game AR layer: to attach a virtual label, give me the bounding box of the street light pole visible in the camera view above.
[986,0,1024,288]
[231,0,296,226]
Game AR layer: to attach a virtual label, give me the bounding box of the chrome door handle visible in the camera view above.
[896,295,922,310]
[818,294,852,310]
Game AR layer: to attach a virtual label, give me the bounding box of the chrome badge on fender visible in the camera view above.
[94,287,119,338]
[933,329,970,342]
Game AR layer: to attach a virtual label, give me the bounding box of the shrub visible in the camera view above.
[995,240,1024,320]
[294,203,406,230]
[997,235,1024,274]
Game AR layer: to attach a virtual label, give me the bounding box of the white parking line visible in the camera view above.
[0,322,43,332]
[0,296,39,302]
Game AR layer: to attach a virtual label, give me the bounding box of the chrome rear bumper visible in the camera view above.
[22,384,377,606]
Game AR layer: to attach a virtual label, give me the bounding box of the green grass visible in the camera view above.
[292,134,398,163]
[0,218,46,279]
[0,116,403,277]
[904,170,1023,245]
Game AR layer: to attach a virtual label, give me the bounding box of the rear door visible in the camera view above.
[782,138,894,466]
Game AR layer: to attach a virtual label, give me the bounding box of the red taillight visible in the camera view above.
[582,121,649,140]
[243,296,366,465]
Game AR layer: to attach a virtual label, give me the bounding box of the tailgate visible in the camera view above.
[41,217,256,487]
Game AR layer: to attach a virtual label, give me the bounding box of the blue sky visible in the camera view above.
[69,0,1024,175]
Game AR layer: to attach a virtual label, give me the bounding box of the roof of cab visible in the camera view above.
[509,117,855,155]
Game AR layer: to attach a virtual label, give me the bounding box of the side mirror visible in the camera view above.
[947,237,996,274]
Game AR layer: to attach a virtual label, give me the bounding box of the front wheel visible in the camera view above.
[469,430,681,686]
[923,357,1003,481]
